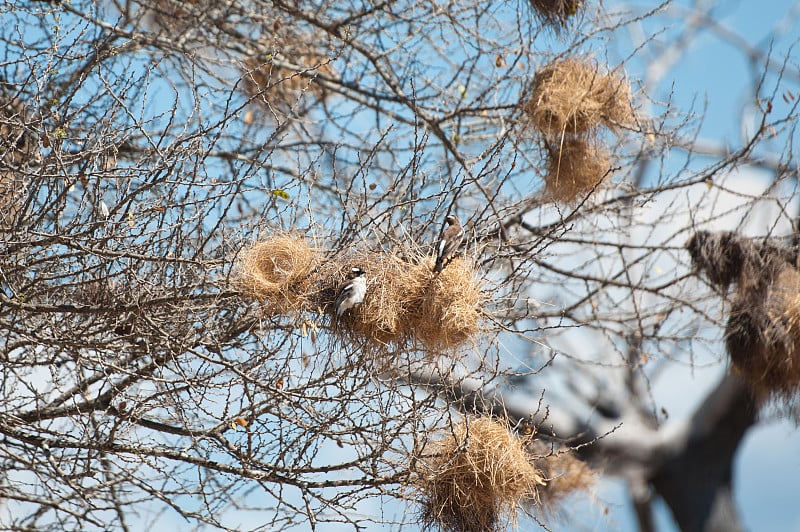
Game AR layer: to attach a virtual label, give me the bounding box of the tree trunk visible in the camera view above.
[651,374,756,532]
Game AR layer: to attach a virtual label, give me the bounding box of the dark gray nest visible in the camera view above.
[725,299,778,380]
[529,0,585,29]
[418,503,497,532]
[686,230,795,292]
[687,231,800,399]
[725,273,800,398]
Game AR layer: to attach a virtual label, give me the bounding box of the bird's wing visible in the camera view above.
[437,237,448,257]
[336,282,354,305]
[339,283,355,296]
[440,226,463,257]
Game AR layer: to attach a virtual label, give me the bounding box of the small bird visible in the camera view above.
[433,215,464,273]
[335,267,367,318]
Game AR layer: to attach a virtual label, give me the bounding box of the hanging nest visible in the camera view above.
[356,255,430,346]
[687,231,800,399]
[318,252,429,345]
[523,57,633,139]
[413,417,546,532]
[242,32,334,114]
[408,257,483,352]
[322,252,482,351]
[237,235,321,314]
[726,267,800,400]
[686,231,748,290]
[529,0,585,30]
[686,230,794,293]
[542,137,611,203]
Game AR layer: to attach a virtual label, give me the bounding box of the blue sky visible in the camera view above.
[2,1,799,530]
[581,2,800,531]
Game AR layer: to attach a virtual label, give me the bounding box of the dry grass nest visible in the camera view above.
[414,417,546,531]
[237,237,483,352]
[326,252,431,346]
[524,57,633,139]
[542,137,611,203]
[686,230,795,292]
[413,417,594,530]
[408,256,484,352]
[237,236,321,314]
[329,252,482,351]
[242,33,333,113]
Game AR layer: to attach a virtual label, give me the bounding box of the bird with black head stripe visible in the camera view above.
[335,266,367,318]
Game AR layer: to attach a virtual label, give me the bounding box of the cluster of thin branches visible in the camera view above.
[0,0,798,530]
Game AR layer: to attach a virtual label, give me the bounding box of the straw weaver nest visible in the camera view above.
[408,256,484,352]
[413,417,545,531]
[338,253,483,351]
[727,266,800,400]
[523,57,633,139]
[237,236,483,352]
[237,236,321,315]
[314,252,431,346]
[687,231,800,400]
[412,417,594,531]
[520,56,632,204]
[542,137,612,204]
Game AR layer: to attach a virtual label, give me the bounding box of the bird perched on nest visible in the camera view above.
[433,215,464,273]
[335,267,367,318]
